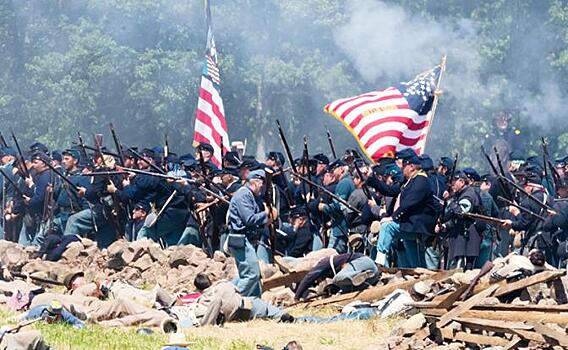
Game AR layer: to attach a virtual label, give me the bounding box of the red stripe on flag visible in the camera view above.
[363,130,426,150]
[328,92,380,112]
[358,116,429,137]
[199,87,227,131]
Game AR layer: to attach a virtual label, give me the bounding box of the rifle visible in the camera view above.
[95,167,230,203]
[195,148,230,197]
[93,134,125,238]
[264,168,277,257]
[352,159,372,199]
[81,171,129,177]
[326,127,337,159]
[77,132,94,170]
[11,271,64,285]
[289,170,361,215]
[497,175,556,213]
[194,209,213,257]
[302,135,314,197]
[0,317,41,341]
[0,168,25,197]
[0,132,8,148]
[124,145,165,174]
[276,120,298,174]
[109,123,125,166]
[10,131,30,178]
[481,146,514,201]
[275,120,301,207]
[440,153,459,216]
[432,153,458,249]
[42,160,80,192]
[148,190,177,227]
[460,212,508,227]
[164,134,170,171]
[72,142,120,159]
[497,195,547,221]
[542,137,561,193]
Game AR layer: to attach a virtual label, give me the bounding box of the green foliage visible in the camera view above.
[0,0,566,166]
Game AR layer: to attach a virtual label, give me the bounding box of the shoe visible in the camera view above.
[351,271,375,287]
[279,313,295,323]
[70,304,87,321]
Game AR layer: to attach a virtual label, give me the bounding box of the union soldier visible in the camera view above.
[438,170,484,270]
[375,151,439,268]
[317,159,354,253]
[227,169,276,297]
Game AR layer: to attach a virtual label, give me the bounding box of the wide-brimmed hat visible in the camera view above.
[163,332,194,346]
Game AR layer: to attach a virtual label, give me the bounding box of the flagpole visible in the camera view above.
[421,53,447,154]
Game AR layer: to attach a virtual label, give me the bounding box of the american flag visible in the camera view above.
[193,0,230,167]
[324,65,442,161]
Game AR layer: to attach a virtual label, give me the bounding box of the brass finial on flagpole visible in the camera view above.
[421,53,447,154]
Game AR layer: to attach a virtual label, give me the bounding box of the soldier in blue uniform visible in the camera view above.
[227,169,276,297]
[375,151,440,268]
[317,159,354,253]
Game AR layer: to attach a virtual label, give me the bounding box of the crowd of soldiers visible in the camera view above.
[0,122,568,304]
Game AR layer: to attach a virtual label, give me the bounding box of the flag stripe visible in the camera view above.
[325,65,440,161]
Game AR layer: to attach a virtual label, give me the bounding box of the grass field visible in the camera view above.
[1,306,396,349]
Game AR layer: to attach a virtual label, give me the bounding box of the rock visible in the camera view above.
[22,260,72,283]
[61,242,83,262]
[1,245,28,268]
[213,250,226,263]
[393,313,426,337]
[168,249,190,268]
[122,240,154,264]
[259,261,279,279]
[132,253,154,272]
[106,256,126,271]
[107,239,129,257]
[80,238,97,248]
[148,244,167,263]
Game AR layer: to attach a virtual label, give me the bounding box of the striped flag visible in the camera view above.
[324,65,442,161]
[193,0,230,167]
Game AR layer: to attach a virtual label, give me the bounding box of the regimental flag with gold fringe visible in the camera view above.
[193,0,230,167]
[324,63,444,161]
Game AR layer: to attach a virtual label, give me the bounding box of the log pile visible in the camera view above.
[383,269,568,349]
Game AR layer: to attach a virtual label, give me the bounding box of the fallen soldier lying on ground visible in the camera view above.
[294,253,380,301]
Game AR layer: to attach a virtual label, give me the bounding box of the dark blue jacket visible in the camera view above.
[392,171,440,235]
[28,170,51,215]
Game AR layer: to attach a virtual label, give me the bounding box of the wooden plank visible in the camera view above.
[503,336,522,350]
[262,270,309,291]
[551,277,568,304]
[423,309,568,324]
[436,284,468,309]
[513,329,547,343]
[454,317,533,331]
[414,301,568,313]
[440,327,509,346]
[471,303,568,313]
[308,270,455,307]
[473,270,565,297]
[494,270,565,297]
[531,322,568,346]
[378,266,438,276]
[437,284,499,328]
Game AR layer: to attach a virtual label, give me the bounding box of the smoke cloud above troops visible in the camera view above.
[332,0,568,137]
